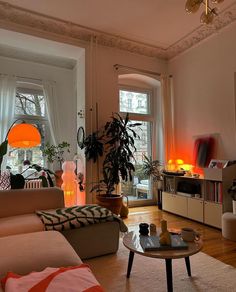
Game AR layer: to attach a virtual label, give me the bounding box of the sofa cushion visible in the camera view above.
[2,265,104,292]
[0,188,64,218]
[0,214,44,237]
[0,231,82,278]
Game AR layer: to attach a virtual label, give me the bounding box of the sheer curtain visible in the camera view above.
[43,80,61,145]
[0,74,16,170]
[161,75,175,164]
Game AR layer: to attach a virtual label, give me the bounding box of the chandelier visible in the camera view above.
[185,0,224,24]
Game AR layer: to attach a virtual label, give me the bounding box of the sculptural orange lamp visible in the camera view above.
[61,161,77,207]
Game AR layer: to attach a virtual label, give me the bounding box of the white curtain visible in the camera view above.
[161,75,175,164]
[0,74,16,170]
[43,80,61,145]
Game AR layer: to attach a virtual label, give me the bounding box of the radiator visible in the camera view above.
[24,179,42,189]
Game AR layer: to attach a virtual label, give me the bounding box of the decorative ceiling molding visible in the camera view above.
[0,1,235,60]
[167,4,236,59]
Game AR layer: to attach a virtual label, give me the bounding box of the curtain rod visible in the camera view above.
[114,64,172,78]
[16,75,43,82]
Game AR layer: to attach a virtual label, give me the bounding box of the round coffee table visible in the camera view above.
[123,231,203,292]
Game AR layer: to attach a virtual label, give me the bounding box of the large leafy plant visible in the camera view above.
[81,113,141,196]
[142,155,163,181]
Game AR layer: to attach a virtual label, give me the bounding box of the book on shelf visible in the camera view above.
[140,235,188,251]
[206,181,222,203]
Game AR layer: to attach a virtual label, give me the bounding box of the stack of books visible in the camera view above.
[140,234,188,251]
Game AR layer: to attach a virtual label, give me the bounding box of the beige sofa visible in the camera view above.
[0,187,120,259]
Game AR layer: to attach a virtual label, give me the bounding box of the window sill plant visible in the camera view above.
[42,141,70,187]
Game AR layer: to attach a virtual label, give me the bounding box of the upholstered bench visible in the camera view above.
[222,212,236,241]
[0,231,82,279]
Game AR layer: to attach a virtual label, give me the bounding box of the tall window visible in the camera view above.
[119,87,155,203]
[7,83,48,172]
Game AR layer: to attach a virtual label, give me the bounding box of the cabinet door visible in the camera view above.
[204,201,222,228]
[187,198,204,223]
[162,192,187,217]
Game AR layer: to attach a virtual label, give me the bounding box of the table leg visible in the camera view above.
[127,251,134,278]
[165,259,173,292]
[185,256,191,276]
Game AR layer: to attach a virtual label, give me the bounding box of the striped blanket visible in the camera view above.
[36,205,128,232]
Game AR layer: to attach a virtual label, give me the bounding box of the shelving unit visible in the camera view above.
[162,164,236,228]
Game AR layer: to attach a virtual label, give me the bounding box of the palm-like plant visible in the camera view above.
[142,155,163,181]
[82,113,141,196]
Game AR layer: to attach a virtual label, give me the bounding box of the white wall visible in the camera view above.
[85,44,168,202]
[0,56,77,159]
[169,22,236,163]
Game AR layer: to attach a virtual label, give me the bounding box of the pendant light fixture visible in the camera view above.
[185,0,224,24]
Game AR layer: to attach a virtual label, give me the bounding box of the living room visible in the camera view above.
[0,0,236,291]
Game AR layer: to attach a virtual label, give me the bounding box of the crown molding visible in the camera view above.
[0,1,235,60]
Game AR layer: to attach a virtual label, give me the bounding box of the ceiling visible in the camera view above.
[3,0,236,50]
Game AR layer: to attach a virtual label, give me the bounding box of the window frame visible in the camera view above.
[119,84,158,207]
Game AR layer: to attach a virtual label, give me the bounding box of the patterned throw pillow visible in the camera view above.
[1,264,104,292]
[36,205,114,231]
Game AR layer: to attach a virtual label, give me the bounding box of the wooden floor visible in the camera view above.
[123,205,236,268]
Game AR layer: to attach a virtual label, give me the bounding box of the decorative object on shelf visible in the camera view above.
[42,141,70,187]
[61,160,77,207]
[159,219,171,246]
[193,135,215,168]
[139,223,149,236]
[81,112,141,215]
[185,0,224,25]
[208,159,229,169]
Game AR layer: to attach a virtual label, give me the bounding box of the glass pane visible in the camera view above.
[7,123,46,175]
[121,121,153,201]
[119,90,149,114]
[15,90,46,117]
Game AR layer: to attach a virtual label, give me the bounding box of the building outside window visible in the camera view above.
[7,83,48,173]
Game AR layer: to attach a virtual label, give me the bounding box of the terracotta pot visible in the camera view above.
[96,194,123,215]
[55,170,63,188]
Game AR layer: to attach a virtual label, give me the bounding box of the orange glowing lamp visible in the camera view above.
[181,164,193,171]
[7,123,41,148]
[175,159,184,165]
[62,161,77,207]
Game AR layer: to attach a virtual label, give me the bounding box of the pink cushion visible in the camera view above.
[0,214,44,237]
[1,264,104,292]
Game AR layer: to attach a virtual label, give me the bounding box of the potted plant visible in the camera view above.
[42,141,70,187]
[228,182,236,215]
[142,155,163,209]
[81,113,141,214]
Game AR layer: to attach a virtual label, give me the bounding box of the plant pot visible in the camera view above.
[96,194,123,215]
[55,170,63,188]
[233,200,236,215]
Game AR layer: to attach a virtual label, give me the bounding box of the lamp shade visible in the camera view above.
[7,123,41,148]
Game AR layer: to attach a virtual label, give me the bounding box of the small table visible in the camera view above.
[123,231,203,292]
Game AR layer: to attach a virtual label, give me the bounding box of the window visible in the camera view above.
[119,87,155,203]
[7,83,48,173]
[119,89,150,115]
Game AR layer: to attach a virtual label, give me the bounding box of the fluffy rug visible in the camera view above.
[85,242,236,292]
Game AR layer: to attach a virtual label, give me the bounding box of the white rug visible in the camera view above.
[85,243,236,292]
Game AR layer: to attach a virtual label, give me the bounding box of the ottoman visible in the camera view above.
[222,212,236,241]
[0,231,82,279]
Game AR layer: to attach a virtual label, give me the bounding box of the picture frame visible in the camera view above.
[208,159,229,169]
